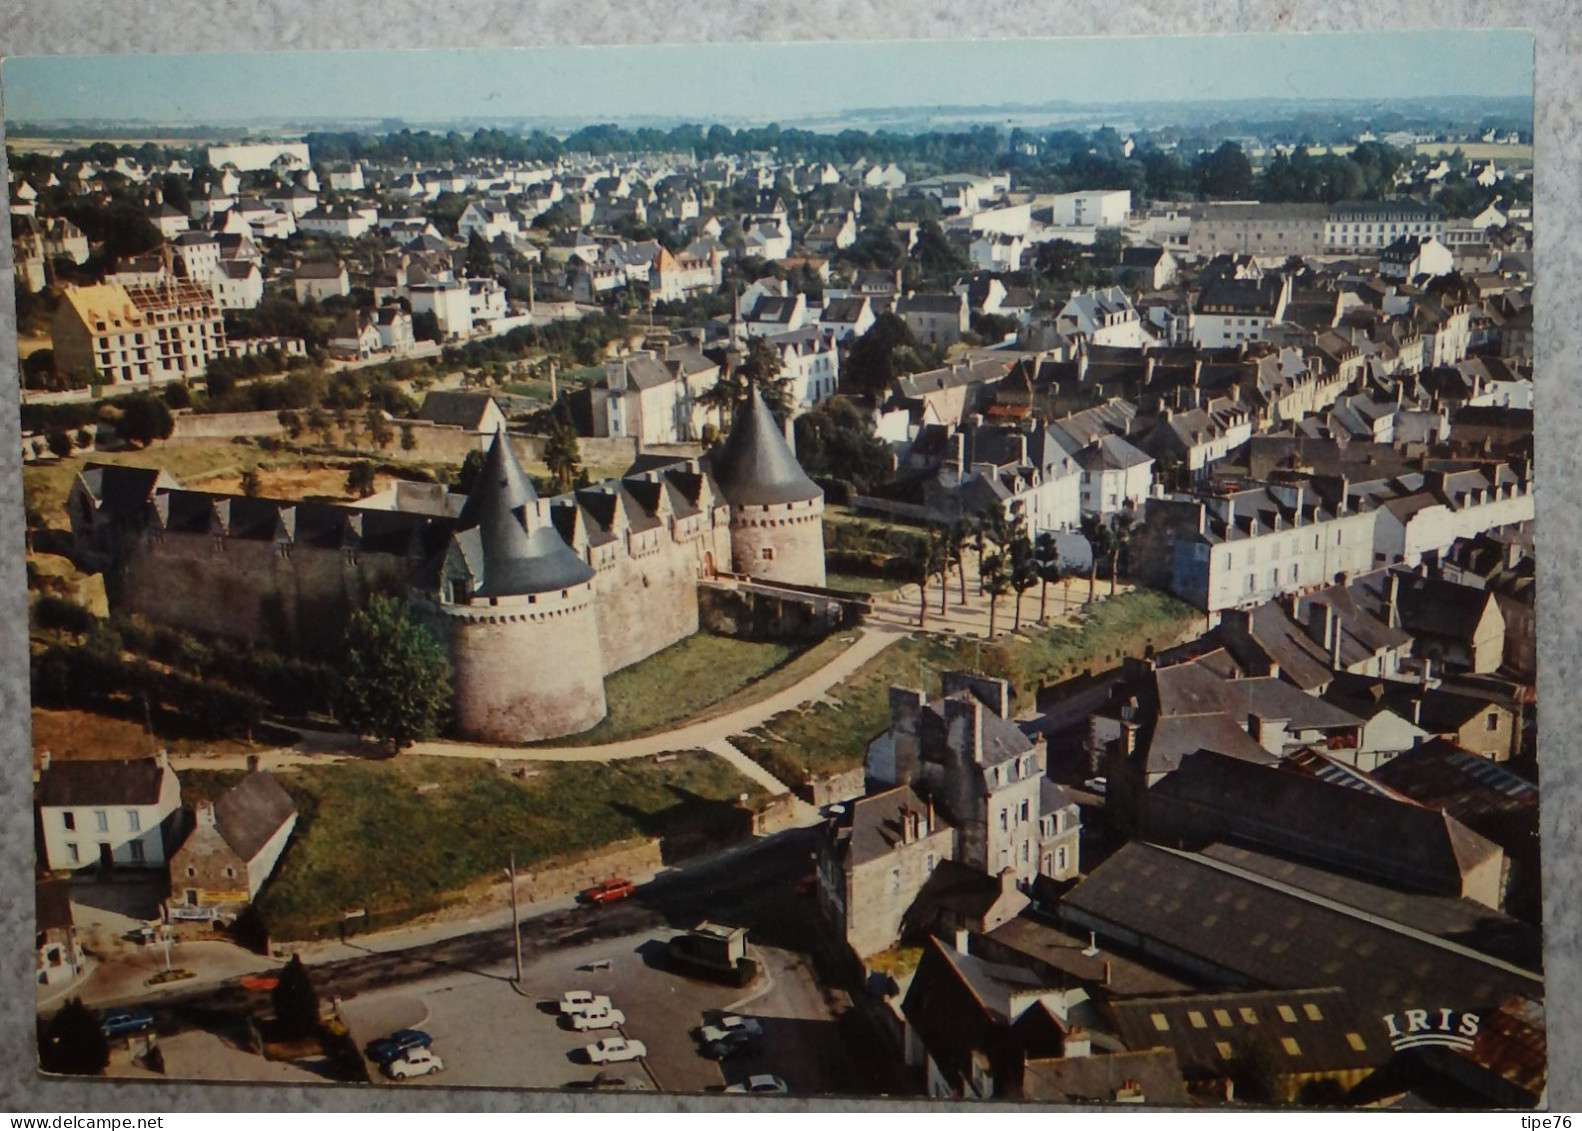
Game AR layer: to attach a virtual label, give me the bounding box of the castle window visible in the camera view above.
[762,547,775,561]
[224,867,235,878]
[186,867,195,878]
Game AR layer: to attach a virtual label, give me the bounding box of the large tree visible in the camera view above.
[792,398,894,495]
[543,412,582,493]
[271,955,322,1040]
[38,998,109,1076]
[334,594,453,754]
[116,395,174,448]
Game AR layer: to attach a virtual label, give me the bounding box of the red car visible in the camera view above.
[581,877,636,905]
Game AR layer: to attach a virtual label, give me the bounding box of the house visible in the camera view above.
[1057,288,1150,349]
[292,260,350,303]
[819,296,876,343]
[814,784,956,958]
[1324,199,1445,252]
[168,768,298,917]
[213,260,264,310]
[1116,245,1179,290]
[1072,434,1154,518]
[896,293,970,347]
[902,937,1118,1101]
[1050,190,1131,228]
[1128,481,1378,614]
[1381,235,1454,282]
[1191,276,1291,348]
[51,281,228,387]
[375,305,416,354]
[151,203,190,239]
[1375,569,1508,676]
[36,880,83,987]
[298,204,376,240]
[587,346,722,445]
[408,282,475,339]
[414,390,508,442]
[36,752,183,872]
[329,311,383,360]
[262,184,318,218]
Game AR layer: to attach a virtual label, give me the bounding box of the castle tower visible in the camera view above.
[709,389,827,587]
[425,432,607,742]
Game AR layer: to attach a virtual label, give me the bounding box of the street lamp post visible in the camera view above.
[505,855,523,986]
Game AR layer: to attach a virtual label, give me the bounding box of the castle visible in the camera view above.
[67,389,827,743]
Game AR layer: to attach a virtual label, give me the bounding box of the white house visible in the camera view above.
[1057,287,1151,348]
[326,164,366,192]
[1074,434,1155,517]
[1381,235,1454,282]
[263,185,319,219]
[409,282,475,339]
[1050,190,1131,228]
[298,205,376,240]
[37,753,182,872]
[375,305,416,353]
[293,260,350,303]
[214,261,265,310]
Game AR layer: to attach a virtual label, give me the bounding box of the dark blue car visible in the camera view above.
[100,1007,155,1038]
[365,1029,433,1064]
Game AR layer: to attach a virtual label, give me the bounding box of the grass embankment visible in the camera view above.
[184,751,770,941]
[731,588,1200,784]
[531,631,855,747]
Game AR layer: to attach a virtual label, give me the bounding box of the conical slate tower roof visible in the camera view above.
[452,431,594,597]
[709,389,821,507]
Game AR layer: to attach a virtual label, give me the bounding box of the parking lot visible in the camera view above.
[342,926,832,1095]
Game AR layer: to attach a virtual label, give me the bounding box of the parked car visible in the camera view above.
[697,1013,763,1057]
[366,1029,433,1064]
[585,1036,647,1064]
[100,1008,155,1039]
[570,1007,626,1032]
[559,990,613,1015]
[725,1074,788,1094]
[386,1048,445,1079]
[581,877,636,905]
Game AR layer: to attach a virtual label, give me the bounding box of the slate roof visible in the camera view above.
[1022,1049,1190,1106]
[450,431,594,597]
[845,784,938,867]
[1060,843,1542,1015]
[706,389,821,507]
[38,758,169,807]
[1148,749,1502,896]
[213,771,297,861]
[1108,986,1391,1079]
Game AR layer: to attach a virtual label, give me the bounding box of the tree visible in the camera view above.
[240,468,262,497]
[1080,513,1114,606]
[1109,511,1136,598]
[117,395,174,448]
[792,398,894,495]
[700,337,793,430]
[543,412,582,493]
[901,527,947,629]
[400,422,417,452]
[47,430,73,459]
[162,381,192,409]
[1033,532,1065,623]
[1197,141,1254,200]
[982,552,1011,639]
[464,230,495,279]
[334,594,453,754]
[344,460,377,498]
[454,447,488,495]
[365,406,394,450]
[1009,531,1039,632]
[38,998,109,1076]
[946,519,973,607]
[271,955,322,1040]
[843,312,920,398]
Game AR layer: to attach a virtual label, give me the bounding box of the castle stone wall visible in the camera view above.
[729,497,827,587]
[591,521,730,674]
[119,532,410,654]
[431,583,607,742]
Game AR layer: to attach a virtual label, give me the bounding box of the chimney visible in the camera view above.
[1143,355,1156,386]
[1385,572,1401,628]
[1410,697,1423,727]
[1103,960,1113,987]
[953,431,967,472]
[246,754,260,773]
[157,748,170,769]
[196,799,218,828]
[1330,613,1344,670]
[1308,602,1336,651]
[605,359,627,392]
[39,751,51,773]
[1064,1026,1092,1059]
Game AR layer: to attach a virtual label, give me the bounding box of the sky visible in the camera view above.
[0,31,1533,128]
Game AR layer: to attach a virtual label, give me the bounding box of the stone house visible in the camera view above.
[169,768,298,917]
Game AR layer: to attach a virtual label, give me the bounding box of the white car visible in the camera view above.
[725,1074,788,1094]
[386,1048,445,1079]
[560,990,613,1015]
[585,1036,647,1064]
[570,1007,626,1031]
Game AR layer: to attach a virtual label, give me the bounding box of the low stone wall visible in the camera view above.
[753,794,802,836]
[171,409,284,441]
[804,767,867,809]
[512,837,664,906]
[699,581,860,641]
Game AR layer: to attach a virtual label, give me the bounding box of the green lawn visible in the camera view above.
[824,572,902,595]
[530,631,854,747]
[731,588,1200,784]
[184,751,769,941]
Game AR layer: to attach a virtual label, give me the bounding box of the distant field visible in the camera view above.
[1415,141,1533,162]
